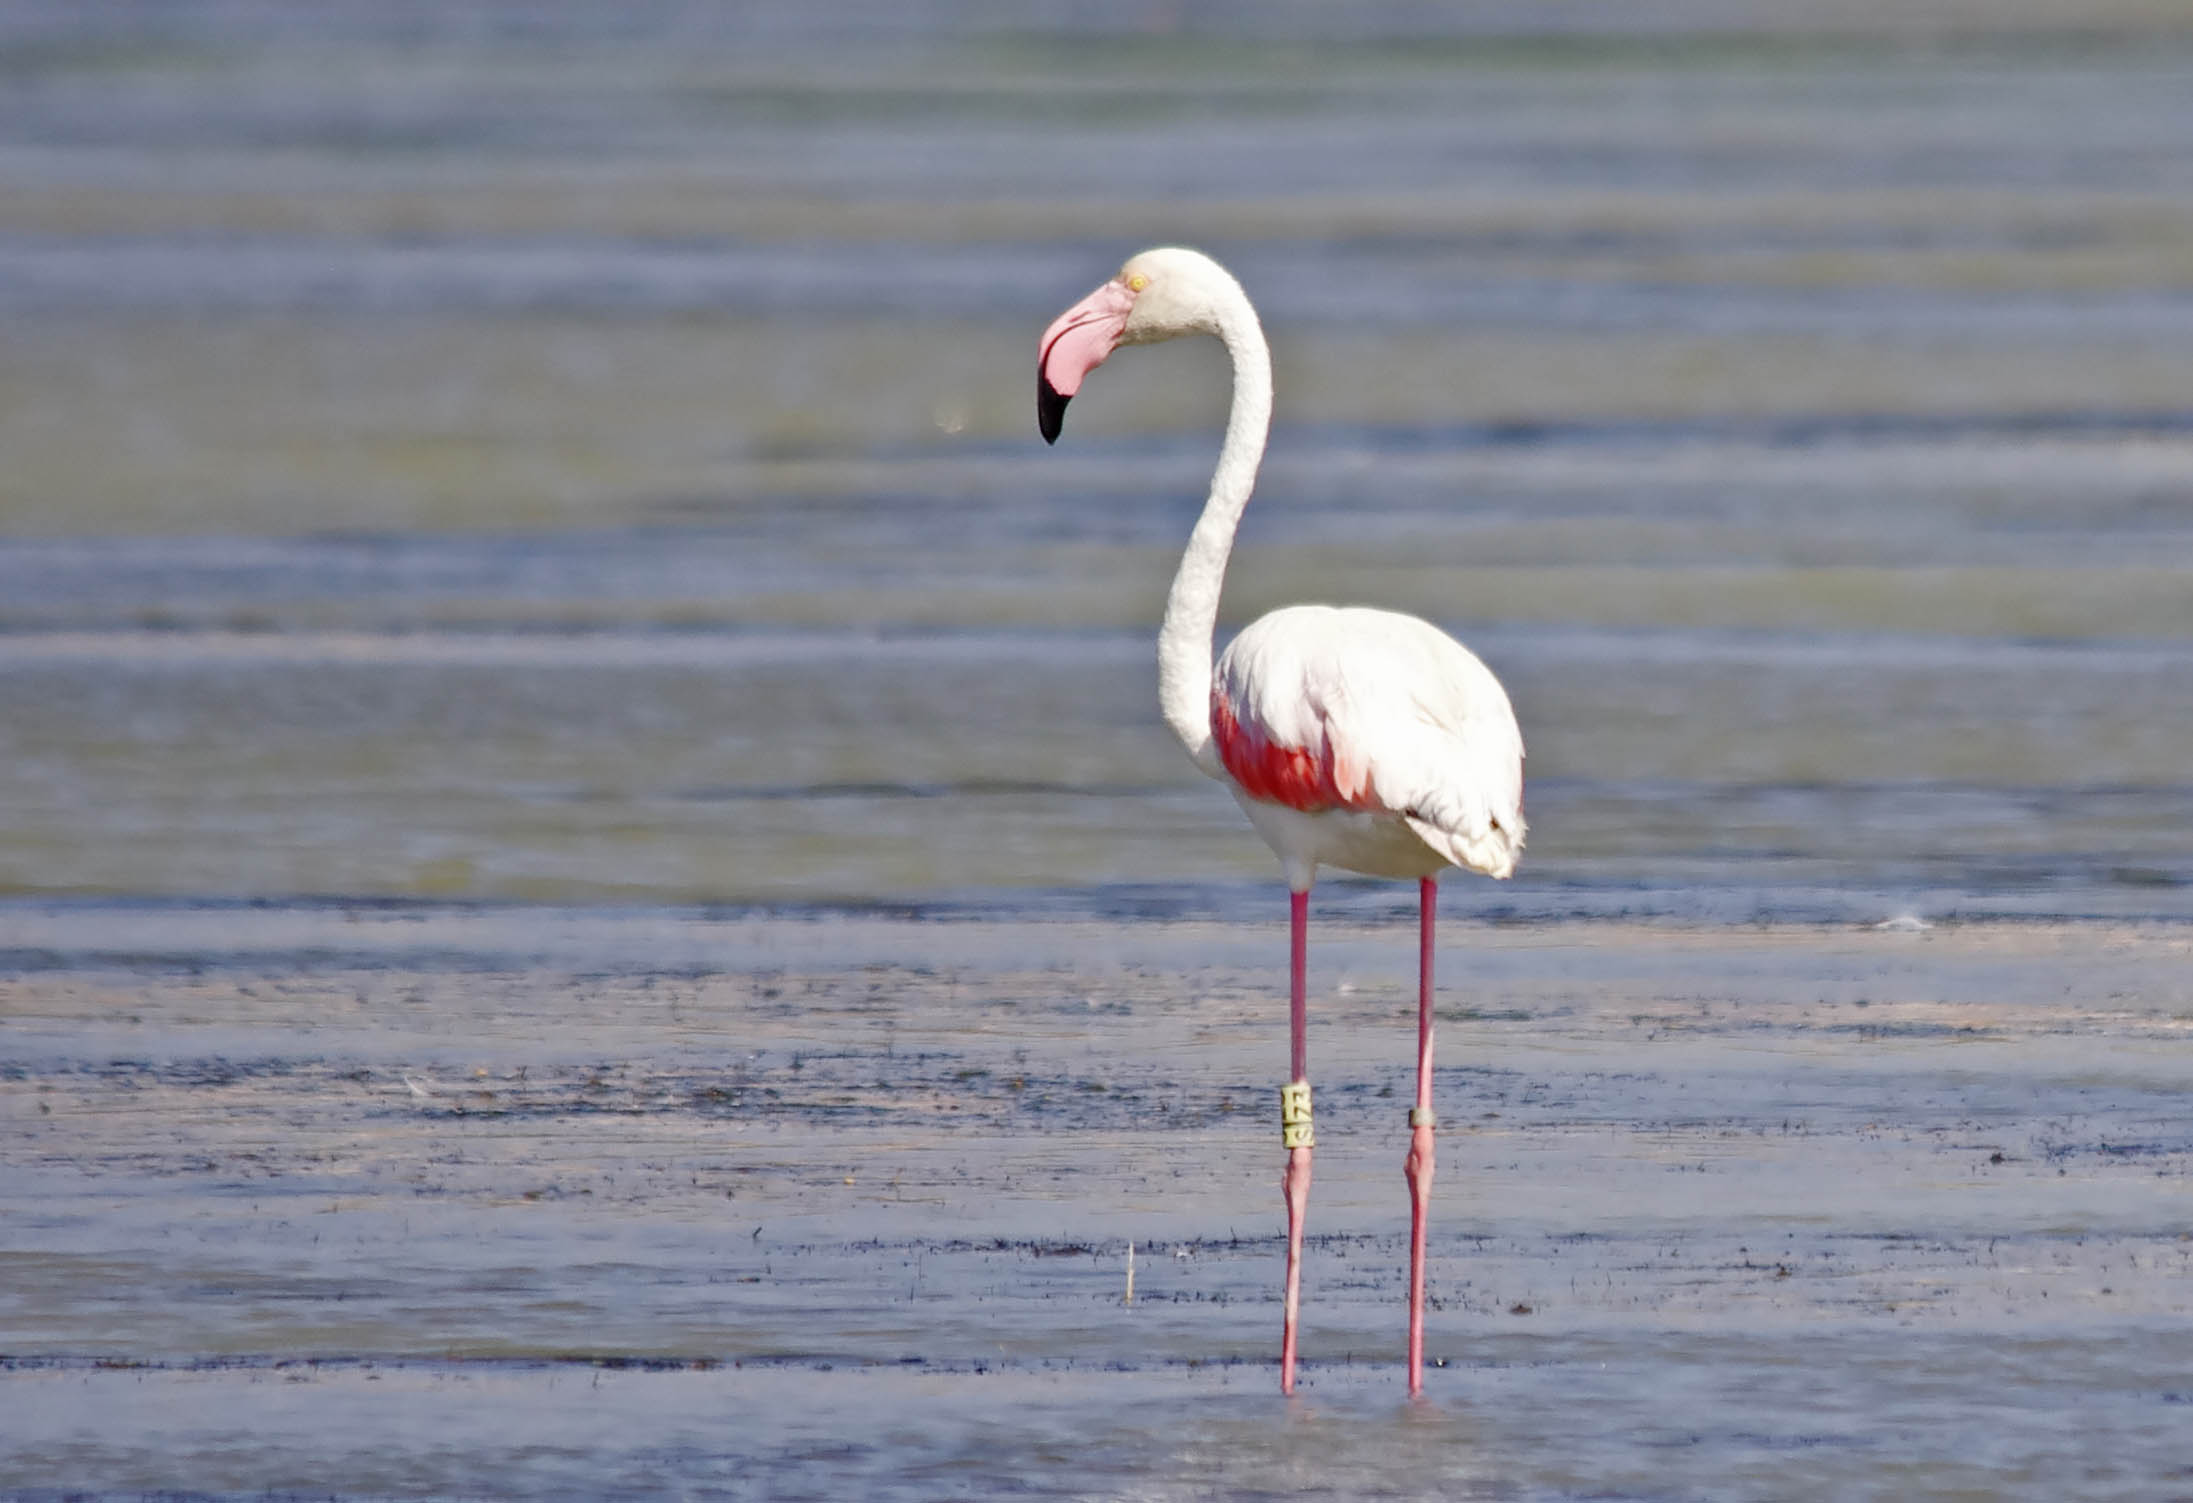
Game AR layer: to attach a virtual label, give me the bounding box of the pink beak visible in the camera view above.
[1037,278,1136,444]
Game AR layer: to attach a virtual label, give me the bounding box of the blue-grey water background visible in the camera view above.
[3,3,2192,1498]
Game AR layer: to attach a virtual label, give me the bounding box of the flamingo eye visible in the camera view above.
[1126,272,1149,292]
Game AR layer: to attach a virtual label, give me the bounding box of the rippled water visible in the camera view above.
[3,6,2191,920]
[3,2,2192,1496]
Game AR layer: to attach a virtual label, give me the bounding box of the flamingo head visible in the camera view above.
[1037,247,1239,444]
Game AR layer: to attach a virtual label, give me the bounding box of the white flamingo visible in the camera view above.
[1038,247,1525,1397]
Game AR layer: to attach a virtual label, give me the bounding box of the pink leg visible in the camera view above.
[1405,876,1438,1396]
[1279,887,1313,1395]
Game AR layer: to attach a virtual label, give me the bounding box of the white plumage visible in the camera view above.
[1214,604,1524,888]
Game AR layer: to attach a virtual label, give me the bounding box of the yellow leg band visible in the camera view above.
[1280,1079,1315,1149]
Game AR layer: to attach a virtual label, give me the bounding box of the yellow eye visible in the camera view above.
[1127,273,1149,292]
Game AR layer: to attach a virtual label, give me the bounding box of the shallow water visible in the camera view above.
[3,7,2193,918]
[3,2,2193,1496]
[5,910,2192,1498]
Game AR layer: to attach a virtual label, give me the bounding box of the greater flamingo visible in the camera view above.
[1038,247,1525,1396]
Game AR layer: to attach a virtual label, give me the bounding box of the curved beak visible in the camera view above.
[1037,279,1135,444]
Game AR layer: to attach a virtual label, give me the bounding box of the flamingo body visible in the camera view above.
[1213,604,1523,890]
[1038,246,1524,1397]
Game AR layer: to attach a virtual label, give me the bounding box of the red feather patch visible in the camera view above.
[1212,695,1375,814]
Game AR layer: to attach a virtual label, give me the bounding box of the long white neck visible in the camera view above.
[1156,291,1272,780]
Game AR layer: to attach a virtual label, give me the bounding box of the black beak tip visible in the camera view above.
[1037,378,1069,445]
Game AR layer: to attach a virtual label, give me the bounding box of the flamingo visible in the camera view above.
[1038,247,1525,1397]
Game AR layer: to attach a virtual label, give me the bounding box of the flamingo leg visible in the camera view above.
[1406,876,1438,1396]
[1279,887,1313,1395]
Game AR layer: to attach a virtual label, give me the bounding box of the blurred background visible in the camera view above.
[3,0,2191,921]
